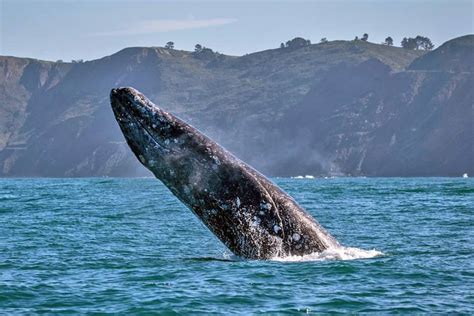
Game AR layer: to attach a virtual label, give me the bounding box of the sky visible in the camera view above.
[1,0,473,61]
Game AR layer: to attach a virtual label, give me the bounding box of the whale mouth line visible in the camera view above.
[112,96,167,150]
[127,110,173,156]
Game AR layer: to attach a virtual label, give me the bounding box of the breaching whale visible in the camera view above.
[110,87,340,259]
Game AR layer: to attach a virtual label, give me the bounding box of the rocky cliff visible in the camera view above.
[0,35,472,177]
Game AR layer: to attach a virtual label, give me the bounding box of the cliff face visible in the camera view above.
[0,36,472,177]
[273,59,472,176]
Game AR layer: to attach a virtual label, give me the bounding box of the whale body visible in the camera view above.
[110,87,339,259]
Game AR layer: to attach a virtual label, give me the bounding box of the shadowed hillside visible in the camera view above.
[0,36,472,177]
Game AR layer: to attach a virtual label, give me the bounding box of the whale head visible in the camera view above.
[110,87,190,177]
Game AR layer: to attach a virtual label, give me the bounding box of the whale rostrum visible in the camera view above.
[110,87,340,259]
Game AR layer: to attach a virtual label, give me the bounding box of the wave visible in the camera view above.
[291,175,315,179]
[271,246,384,262]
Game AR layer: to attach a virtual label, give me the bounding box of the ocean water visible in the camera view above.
[0,177,472,314]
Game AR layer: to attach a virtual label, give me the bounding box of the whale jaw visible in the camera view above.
[110,87,183,175]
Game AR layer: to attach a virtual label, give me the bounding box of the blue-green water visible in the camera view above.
[1,177,473,314]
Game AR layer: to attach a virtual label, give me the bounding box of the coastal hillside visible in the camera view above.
[0,35,472,177]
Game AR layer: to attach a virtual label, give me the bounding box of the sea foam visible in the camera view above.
[221,246,384,262]
[271,246,384,262]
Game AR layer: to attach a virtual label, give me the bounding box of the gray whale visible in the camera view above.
[110,87,339,259]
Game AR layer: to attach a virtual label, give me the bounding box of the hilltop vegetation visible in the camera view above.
[0,35,472,177]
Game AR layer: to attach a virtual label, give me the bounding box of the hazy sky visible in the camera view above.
[1,0,472,61]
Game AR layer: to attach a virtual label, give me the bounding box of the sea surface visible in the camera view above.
[0,177,472,314]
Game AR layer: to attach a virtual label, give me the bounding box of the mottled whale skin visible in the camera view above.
[110,87,339,259]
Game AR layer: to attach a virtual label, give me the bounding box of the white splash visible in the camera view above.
[222,251,242,261]
[462,173,468,178]
[291,175,316,179]
[271,246,384,262]
[218,246,383,262]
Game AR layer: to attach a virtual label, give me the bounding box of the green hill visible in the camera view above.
[0,36,471,177]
